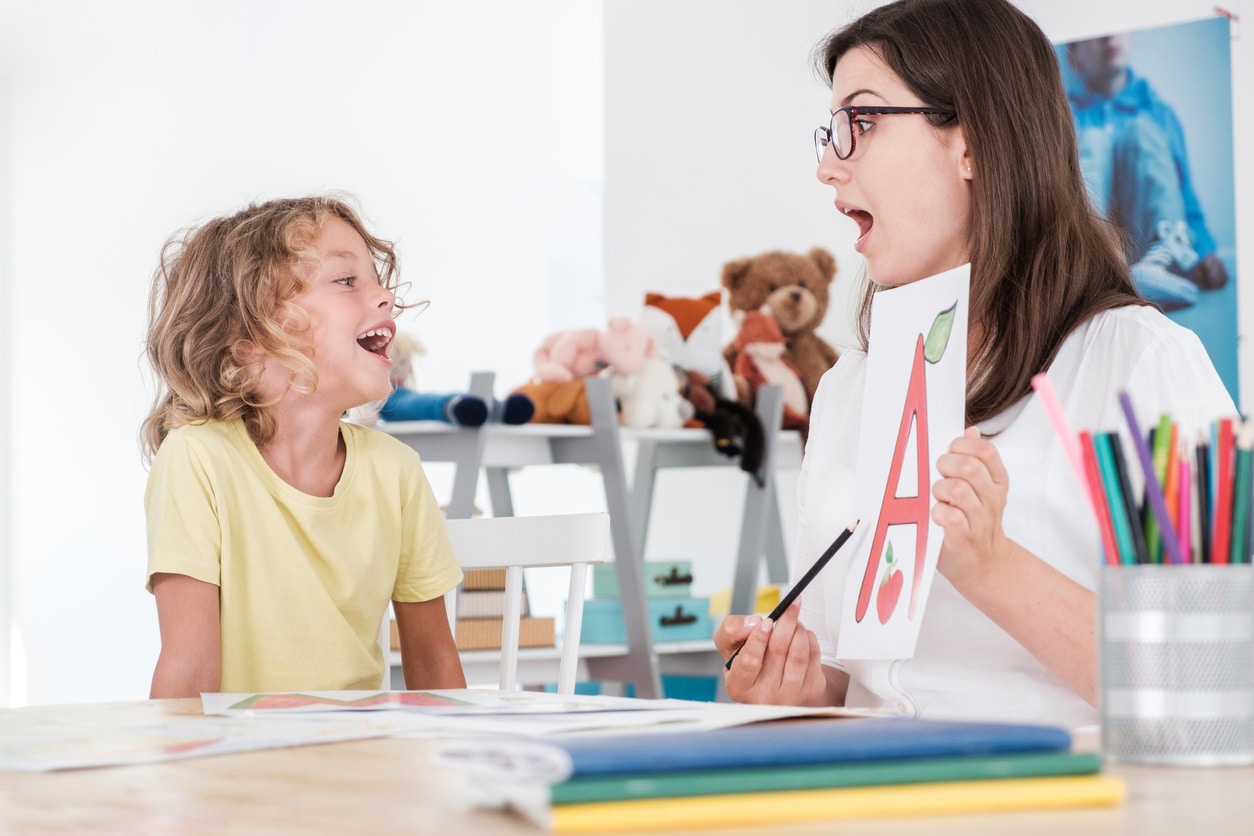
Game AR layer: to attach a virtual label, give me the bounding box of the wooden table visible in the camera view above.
[2,699,1252,834]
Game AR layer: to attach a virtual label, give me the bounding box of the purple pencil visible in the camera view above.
[1117,391,1185,565]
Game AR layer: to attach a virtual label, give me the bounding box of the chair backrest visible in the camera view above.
[444,512,611,694]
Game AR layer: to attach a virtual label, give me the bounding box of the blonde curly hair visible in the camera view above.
[140,195,410,459]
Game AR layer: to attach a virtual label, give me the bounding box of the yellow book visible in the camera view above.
[550,774,1125,833]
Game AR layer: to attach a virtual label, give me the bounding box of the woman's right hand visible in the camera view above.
[714,602,831,706]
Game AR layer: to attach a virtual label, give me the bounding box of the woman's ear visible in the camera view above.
[953,127,974,181]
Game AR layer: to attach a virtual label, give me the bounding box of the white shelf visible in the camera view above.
[382,373,791,699]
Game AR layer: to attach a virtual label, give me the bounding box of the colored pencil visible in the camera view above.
[1213,418,1234,564]
[1106,432,1150,565]
[1230,419,1253,565]
[1146,413,1173,560]
[1094,433,1136,566]
[1196,436,1212,563]
[1115,392,1184,565]
[1161,424,1181,563]
[1031,373,1092,506]
[1080,432,1121,567]
[1178,453,1192,565]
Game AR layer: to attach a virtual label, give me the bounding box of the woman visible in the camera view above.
[714,0,1233,728]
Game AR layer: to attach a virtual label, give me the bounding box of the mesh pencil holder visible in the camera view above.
[1099,564,1254,766]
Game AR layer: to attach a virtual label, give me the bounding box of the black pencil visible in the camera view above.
[1196,437,1211,563]
[725,521,859,670]
[1106,432,1150,564]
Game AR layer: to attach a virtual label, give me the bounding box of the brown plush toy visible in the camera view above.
[509,379,592,425]
[721,246,840,406]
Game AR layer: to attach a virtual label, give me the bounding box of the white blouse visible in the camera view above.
[797,305,1235,729]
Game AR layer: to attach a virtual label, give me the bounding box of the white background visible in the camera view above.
[1,0,1248,705]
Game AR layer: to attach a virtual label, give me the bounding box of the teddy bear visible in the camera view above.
[532,317,657,385]
[733,305,810,436]
[721,246,840,407]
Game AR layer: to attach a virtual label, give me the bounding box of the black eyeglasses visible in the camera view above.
[815,106,953,162]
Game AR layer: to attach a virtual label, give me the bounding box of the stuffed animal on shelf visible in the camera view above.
[638,291,737,409]
[532,317,657,385]
[733,305,810,436]
[721,246,840,406]
[509,379,592,425]
[681,369,767,484]
[617,357,694,430]
[373,332,534,427]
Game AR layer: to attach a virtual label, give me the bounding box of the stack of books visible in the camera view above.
[536,716,1123,832]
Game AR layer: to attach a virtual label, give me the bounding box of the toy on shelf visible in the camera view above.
[638,290,765,475]
[721,246,840,410]
[617,356,694,430]
[510,379,593,425]
[532,317,657,386]
[374,332,534,427]
[517,317,661,426]
[733,305,809,436]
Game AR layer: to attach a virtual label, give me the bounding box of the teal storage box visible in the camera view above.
[592,561,693,598]
[580,596,711,644]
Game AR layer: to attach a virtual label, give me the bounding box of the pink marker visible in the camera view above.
[1031,373,1093,509]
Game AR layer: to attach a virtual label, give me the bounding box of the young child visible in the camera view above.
[142,195,467,697]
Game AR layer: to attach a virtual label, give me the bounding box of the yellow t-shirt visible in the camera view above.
[145,419,463,692]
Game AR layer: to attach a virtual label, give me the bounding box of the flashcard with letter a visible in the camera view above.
[837,263,968,659]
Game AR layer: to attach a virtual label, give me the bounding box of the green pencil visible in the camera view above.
[1230,419,1253,564]
[1094,433,1136,565]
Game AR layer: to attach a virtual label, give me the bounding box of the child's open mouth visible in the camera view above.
[356,326,394,357]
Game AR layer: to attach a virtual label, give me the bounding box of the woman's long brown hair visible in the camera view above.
[815,0,1144,426]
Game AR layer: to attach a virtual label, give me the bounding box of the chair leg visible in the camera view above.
[559,563,590,694]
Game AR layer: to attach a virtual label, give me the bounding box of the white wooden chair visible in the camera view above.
[444,512,610,694]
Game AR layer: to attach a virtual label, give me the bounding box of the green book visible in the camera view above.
[550,752,1102,805]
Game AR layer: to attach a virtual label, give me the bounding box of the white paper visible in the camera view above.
[837,264,969,660]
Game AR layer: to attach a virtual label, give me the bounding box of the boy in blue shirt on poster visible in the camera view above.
[1066,33,1228,310]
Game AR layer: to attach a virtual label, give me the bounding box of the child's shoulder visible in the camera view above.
[158,419,244,457]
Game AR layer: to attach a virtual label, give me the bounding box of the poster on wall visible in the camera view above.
[1056,15,1238,401]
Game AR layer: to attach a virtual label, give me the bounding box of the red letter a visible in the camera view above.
[854,334,930,623]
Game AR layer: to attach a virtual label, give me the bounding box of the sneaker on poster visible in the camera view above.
[1138,220,1200,278]
[1129,220,1201,311]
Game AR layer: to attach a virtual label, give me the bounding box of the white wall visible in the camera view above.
[0,0,602,706]
[1,0,1248,706]
[1,82,13,705]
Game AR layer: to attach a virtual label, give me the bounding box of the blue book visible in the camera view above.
[551,716,1073,777]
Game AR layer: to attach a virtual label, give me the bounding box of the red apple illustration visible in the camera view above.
[876,541,904,625]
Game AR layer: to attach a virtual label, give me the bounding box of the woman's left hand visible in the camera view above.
[931,426,1011,588]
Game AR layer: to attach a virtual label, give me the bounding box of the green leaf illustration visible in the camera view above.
[923,300,958,364]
